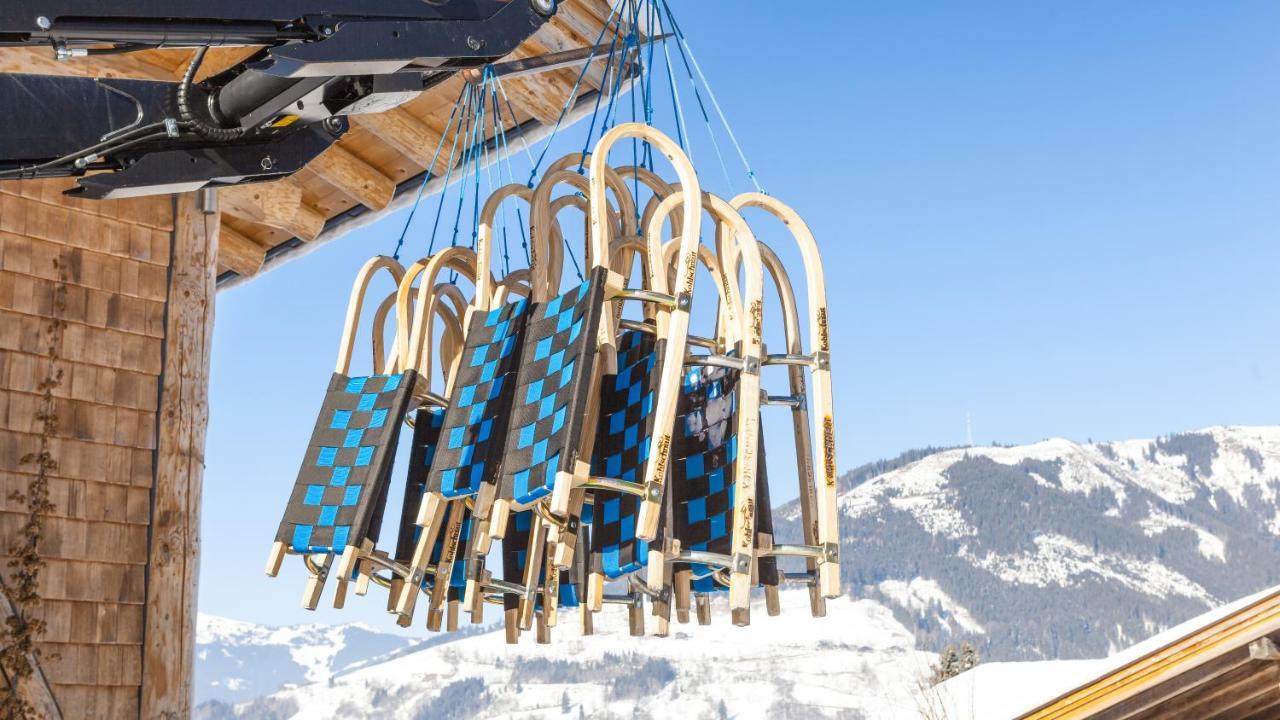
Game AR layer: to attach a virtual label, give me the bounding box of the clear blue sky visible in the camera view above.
[200,1,1280,626]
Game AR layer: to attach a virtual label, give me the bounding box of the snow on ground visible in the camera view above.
[247,590,937,720]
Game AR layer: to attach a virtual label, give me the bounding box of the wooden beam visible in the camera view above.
[352,108,450,175]
[1096,645,1258,720]
[1140,663,1280,720]
[219,179,325,241]
[307,144,396,211]
[543,9,617,89]
[0,588,63,719]
[216,219,266,277]
[499,69,574,126]
[140,193,216,718]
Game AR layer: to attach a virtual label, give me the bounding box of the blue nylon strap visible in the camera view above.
[426,87,473,257]
[660,0,766,195]
[527,2,622,185]
[391,83,468,260]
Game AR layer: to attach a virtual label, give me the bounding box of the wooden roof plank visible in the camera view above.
[1021,591,1280,719]
[307,144,396,212]
[1203,683,1280,720]
[352,108,450,176]
[219,179,324,242]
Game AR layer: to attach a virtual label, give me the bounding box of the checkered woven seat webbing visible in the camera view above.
[276,372,416,554]
[670,364,739,557]
[500,510,583,612]
[499,268,608,505]
[589,328,662,579]
[393,406,470,590]
[683,414,778,594]
[426,298,529,499]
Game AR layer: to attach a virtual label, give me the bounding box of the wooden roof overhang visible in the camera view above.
[0,0,624,288]
[1019,587,1280,720]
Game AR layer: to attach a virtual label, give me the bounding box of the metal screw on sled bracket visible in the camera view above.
[732,553,751,574]
[676,293,692,311]
[822,543,840,563]
[814,351,831,371]
[36,16,51,30]
[646,484,662,501]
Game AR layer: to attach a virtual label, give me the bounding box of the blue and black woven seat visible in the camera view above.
[497,270,608,505]
[394,295,530,618]
[664,362,778,624]
[589,327,660,581]
[274,372,414,561]
[391,406,474,628]
[266,256,421,610]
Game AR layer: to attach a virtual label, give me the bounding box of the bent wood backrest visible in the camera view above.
[731,193,840,600]
[644,192,765,617]
[756,241,825,616]
[591,123,703,541]
[268,257,414,607]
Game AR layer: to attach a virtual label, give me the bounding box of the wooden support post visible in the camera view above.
[140,192,217,719]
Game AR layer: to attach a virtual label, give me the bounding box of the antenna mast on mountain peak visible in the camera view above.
[966,412,974,448]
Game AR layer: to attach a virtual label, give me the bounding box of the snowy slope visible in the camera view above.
[775,425,1280,661]
[196,615,416,704]
[198,591,937,720]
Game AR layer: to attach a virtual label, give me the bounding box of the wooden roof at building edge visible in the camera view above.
[0,0,627,289]
[1018,584,1280,719]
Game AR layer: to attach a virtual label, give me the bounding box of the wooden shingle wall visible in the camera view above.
[0,178,194,718]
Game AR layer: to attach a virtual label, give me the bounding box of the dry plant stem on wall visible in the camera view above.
[0,258,66,719]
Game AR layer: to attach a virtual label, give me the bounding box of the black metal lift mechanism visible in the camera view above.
[0,0,557,198]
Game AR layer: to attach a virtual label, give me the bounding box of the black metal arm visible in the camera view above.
[0,0,556,199]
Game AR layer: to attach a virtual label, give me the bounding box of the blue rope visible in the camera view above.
[448,85,483,258]
[390,83,468,260]
[426,86,473,257]
[576,11,626,173]
[661,0,765,194]
[599,22,636,132]
[488,77,531,267]
[658,0,733,193]
[526,1,622,184]
[656,8,689,157]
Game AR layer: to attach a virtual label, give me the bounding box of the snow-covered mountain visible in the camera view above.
[195,615,419,704]
[197,590,934,720]
[775,424,1280,661]
[197,425,1280,717]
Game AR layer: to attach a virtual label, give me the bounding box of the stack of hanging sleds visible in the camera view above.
[266,124,842,642]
